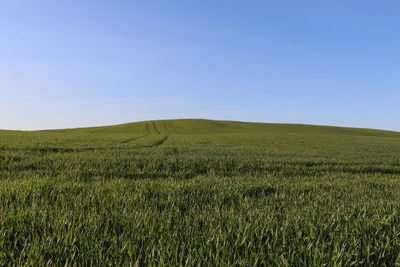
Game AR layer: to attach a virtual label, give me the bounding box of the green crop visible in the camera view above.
[1,119,400,265]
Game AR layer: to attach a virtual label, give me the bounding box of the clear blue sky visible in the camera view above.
[1,1,399,130]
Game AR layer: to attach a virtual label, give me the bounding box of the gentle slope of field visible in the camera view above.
[41,118,400,136]
[1,119,400,265]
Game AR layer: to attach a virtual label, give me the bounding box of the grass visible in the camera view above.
[1,119,400,265]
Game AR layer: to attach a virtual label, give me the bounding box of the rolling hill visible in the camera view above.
[39,118,399,137]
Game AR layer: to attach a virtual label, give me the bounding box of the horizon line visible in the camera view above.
[1,118,399,134]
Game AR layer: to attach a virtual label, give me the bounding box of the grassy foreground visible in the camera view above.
[1,119,400,265]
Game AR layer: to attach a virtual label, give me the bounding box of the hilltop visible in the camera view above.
[35,119,399,137]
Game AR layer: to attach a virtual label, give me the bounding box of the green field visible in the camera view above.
[1,119,400,265]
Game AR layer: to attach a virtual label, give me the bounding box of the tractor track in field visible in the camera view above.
[163,120,178,134]
[145,121,161,134]
[122,133,169,149]
[120,135,149,144]
[144,135,169,148]
[152,121,161,134]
